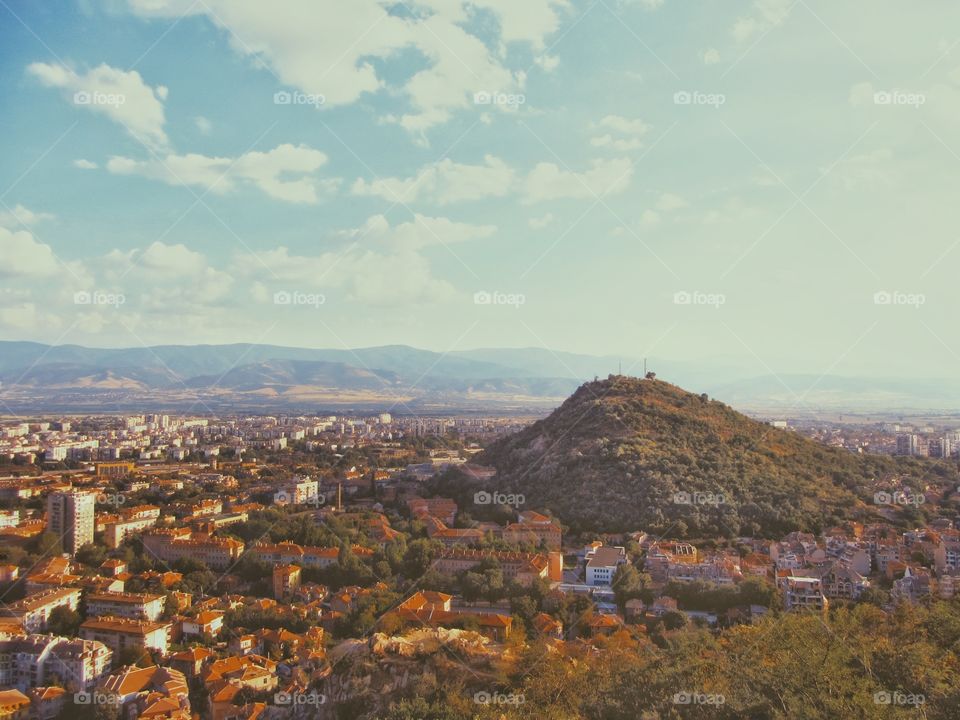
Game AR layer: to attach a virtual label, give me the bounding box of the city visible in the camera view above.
[0,393,957,717]
[3,0,960,718]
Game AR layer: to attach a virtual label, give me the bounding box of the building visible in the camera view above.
[434,549,561,586]
[385,591,513,642]
[934,539,960,574]
[781,576,828,612]
[80,617,172,655]
[249,542,374,569]
[141,530,244,571]
[821,564,870,600]
[273,476,319,505]
[0,635,111,692]
[0,510,19,529]
[407,497,458,525]
[26,687,66,720]
[586,546,628,586]
[182,611,224,638]
[0,588,81,633]
[896,434,926,456]
[46,490,96,555]
[502,510,562,550]
[100,664,190,720]
[103,508,161,549]
[86,592,166,622]
[96,461,135,477]
[892,566,932,603]
[272,564,301,600]
[0,690,30,720]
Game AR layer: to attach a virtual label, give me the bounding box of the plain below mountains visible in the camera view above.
[0,341,956,413]
[0,341,627,412]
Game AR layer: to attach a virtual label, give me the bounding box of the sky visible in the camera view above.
[1,0,959,380]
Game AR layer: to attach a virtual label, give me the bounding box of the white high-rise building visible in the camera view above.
[47,490,96,555]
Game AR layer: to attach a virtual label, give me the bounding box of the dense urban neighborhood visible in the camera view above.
[0,384,958,718]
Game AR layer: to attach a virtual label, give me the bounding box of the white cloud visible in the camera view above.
[138,241,207,274]
[731,0,793,43]
[352,155,514,205]
[590,134,644,151]
[590,115,650,152]
[27,61,169,149]
[535,54,561,72]
[848,81,876,107]
[0,204,54,228]
[0,226,61,277]
[106,144,338,203]
[100,241,235,311]
[596,115,650,135]
[342,213,496,251]
[74,159,98,170]
[234,244,456,306]
[625,0,664,8]
[523,158,634,203]
[656,193,688,212]
[195,116,212,134]
[0,299,62,332]
[529,212,554,229]
[231,212,496,305]
[703,48,721,65]
[827,148,896,190]
[124,0,564,135]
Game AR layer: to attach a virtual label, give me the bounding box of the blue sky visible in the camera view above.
[1,0,959,379]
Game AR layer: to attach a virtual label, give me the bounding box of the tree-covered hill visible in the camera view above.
[475,375,954,537]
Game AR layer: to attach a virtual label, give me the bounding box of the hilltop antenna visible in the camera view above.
[618,360,622,376]
[643,358,647,376]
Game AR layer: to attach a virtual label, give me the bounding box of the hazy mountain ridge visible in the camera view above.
[0,341,956,412]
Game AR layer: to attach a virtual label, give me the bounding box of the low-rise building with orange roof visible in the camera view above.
[26,686,65,720]
[182,611,224,638]
[86,591,166,621]
[80,616,172,655]
[0,689,30,720]
[168,646,216,679]
[100,664,190,720]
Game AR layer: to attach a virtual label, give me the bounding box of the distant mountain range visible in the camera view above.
[0,341,955,414]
